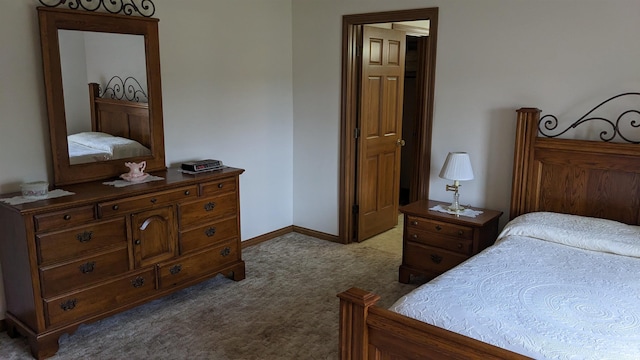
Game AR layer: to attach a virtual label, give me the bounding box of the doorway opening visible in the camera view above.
[339,8,439,244]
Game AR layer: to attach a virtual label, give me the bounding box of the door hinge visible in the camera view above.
[354,128,360,139]
[352,204,359,214]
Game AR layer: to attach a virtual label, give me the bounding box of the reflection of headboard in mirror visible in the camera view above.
[38,7,165,186]
[89,82,151,149]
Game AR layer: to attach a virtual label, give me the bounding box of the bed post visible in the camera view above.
[337,288,381,360]
[510,108,540,220]
[88,83,100,132]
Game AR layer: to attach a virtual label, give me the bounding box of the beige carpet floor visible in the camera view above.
[1,218,420,359]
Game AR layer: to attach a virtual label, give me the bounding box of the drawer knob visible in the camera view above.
[457,243,463,249]
[430,254,443,264]
[205,227,217,237]
[458,230,464,236]
[134,239,141,245]
[79,261,96,274]
[411,221,418,226]
[204,202,216,211]
[220,247,231,257]
[218,183,224,189]
[63,214,71,221]
[412,234,418,239]
[150,198,157,204]
[170,264,182,275]
[184,190,190,195]
[76,231,93,243]
[60,299,77,311]
[435,225,442,231]
[112,205,119,211]
[131,277,145,288]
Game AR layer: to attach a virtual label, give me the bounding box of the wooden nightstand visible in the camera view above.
[399,199,503,283]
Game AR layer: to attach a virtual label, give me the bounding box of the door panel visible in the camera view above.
[357,26,406,241]
[131,206,177,268]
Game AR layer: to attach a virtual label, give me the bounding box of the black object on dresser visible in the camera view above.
[399,199,502,283]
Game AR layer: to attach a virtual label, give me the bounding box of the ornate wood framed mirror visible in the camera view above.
[38,7,166,186]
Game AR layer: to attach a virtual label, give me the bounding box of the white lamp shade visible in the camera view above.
[439,152,474,181]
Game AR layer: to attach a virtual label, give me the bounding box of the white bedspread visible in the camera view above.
[390,212,640,359]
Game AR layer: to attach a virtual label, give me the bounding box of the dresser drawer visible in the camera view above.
[404,242,468,275]
[158,239,239,289]
[36,217,127,265]
[34,205,95,232]
[199,177,236,197]
[406,215,473,240]
[44,268,156,328]
[179,217,238,254]
[39,247,129,298]
[178,192,237,228]
[97,186,197,218]
[406,228,473,255]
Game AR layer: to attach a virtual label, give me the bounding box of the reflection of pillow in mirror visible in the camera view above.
[68,132,151,159]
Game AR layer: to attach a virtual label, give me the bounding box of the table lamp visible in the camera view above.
[438,152,474,211]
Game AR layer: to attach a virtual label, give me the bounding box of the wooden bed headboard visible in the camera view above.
[510,107,640,225]
[88,81,151,149]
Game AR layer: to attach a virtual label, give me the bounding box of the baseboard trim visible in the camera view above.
[292,226,343,243]
[241,225,343,248]
[241,226,294,248]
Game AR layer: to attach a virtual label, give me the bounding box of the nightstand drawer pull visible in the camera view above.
[411,221,418,226]
[412,234,418,239]
[458,230,464,236]
[435,225,442,231]
[430,254,443,264]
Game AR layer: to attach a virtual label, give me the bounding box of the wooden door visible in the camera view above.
[356,26,406,241]
[131,206,177,267]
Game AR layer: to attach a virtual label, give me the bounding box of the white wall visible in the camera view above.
[292,0,640,234]
[1,0,639,323]
[0,0,292,321]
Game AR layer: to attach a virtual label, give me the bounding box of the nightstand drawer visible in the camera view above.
[404,242,468,274]
[406,228,472,255]
[406,215,473,240]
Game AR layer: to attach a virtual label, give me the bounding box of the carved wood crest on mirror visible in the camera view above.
[38,0,165,186]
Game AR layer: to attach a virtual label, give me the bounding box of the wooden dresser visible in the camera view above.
[399,199,502,283]
[0,167,244,359]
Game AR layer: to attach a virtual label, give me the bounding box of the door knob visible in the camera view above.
[397,139,406,146]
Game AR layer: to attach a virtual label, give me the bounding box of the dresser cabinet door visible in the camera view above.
[131,206,177,268]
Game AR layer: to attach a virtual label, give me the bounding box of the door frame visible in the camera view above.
[339,8,439,243]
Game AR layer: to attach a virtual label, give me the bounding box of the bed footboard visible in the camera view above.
[338,288,528,360]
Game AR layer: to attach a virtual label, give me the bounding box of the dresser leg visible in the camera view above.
[27,333,60,360]
[398,266,411,284]
[227,261,246,281]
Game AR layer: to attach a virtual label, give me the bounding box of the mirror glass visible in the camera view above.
[39,7,166,186]
[59,30,149,164]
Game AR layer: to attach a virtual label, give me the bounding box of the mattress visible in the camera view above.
[390,212,640,360]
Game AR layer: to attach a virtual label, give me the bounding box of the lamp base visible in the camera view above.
[447,204,466,212]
